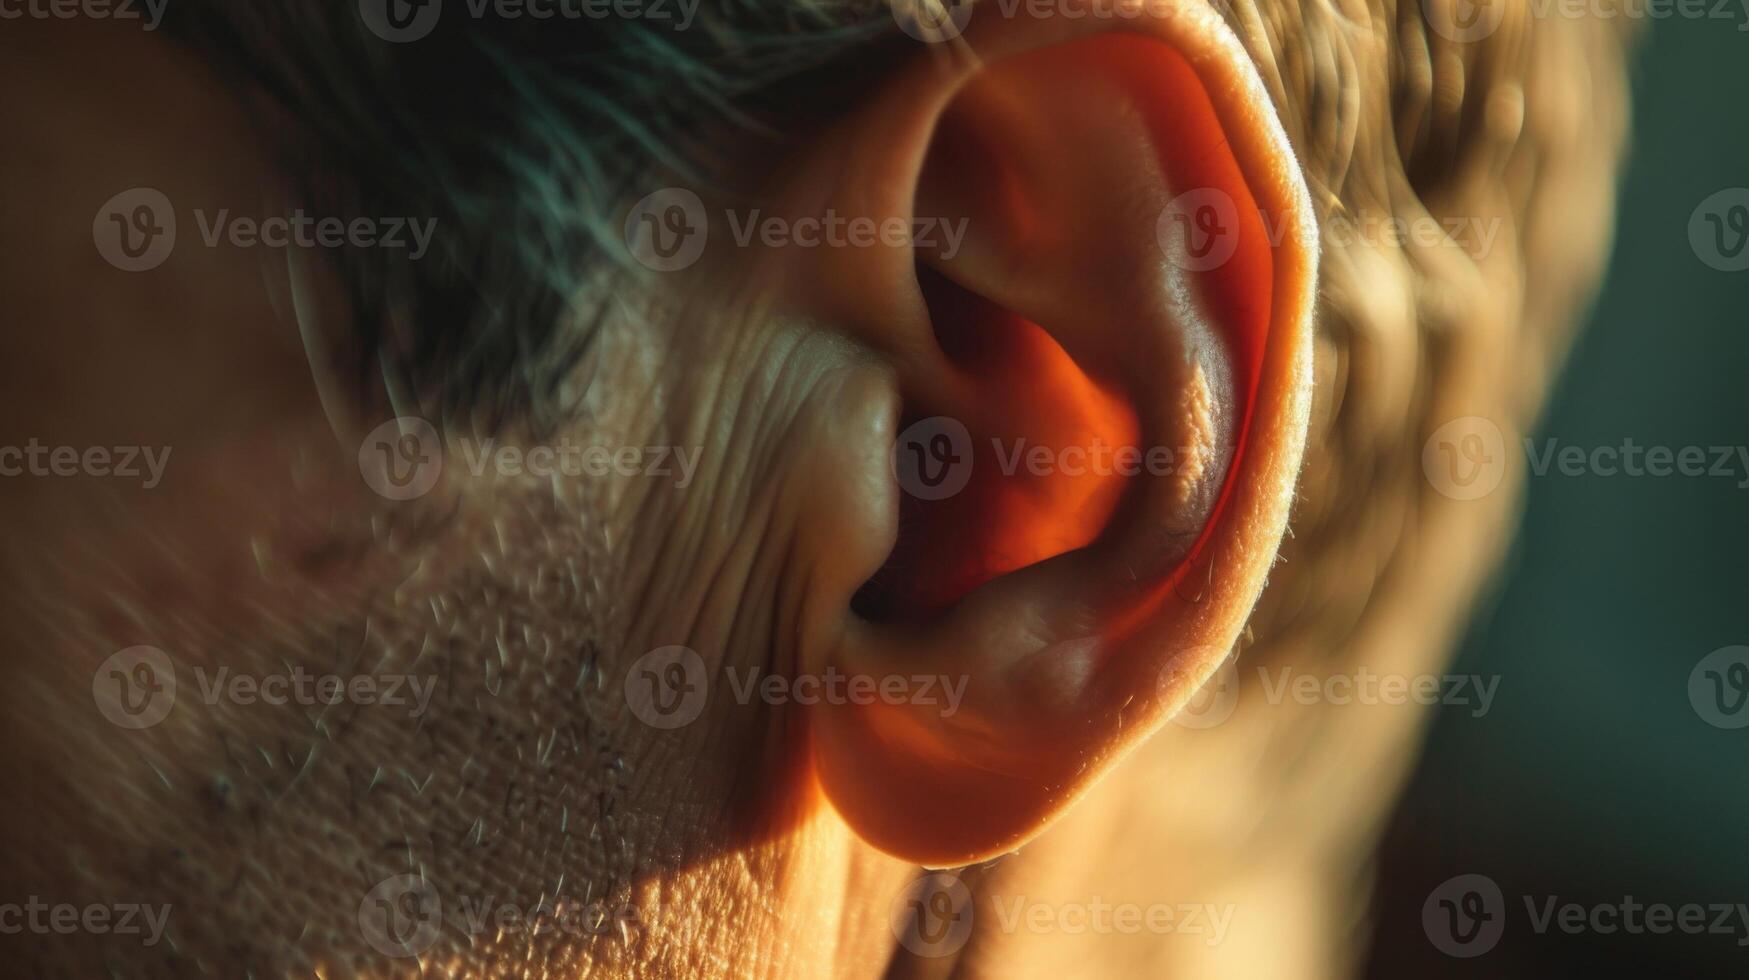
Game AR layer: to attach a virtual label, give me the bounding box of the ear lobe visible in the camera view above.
[803,13,1317,868]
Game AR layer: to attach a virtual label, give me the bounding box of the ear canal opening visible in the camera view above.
[852,262,1141,624]
[850,261,1001,623]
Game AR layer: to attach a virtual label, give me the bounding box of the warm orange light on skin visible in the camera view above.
[863,35,1269,631]
[802,6,1317,867]
[1095,33,1273,643]
[880,296,1141,617]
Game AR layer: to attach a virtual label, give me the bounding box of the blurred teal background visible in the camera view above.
[1363,14,1749,978]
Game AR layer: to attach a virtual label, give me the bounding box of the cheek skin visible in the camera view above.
[0,275,921,977]
[0,217,653,970]
[0,10,973,980]
[0,466,647,976]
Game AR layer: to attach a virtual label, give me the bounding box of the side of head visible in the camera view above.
[0,1,1632,975]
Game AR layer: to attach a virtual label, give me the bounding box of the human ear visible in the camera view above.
[782,3,1318,867]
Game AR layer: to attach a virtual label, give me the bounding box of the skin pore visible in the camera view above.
[0,1,1633,978]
